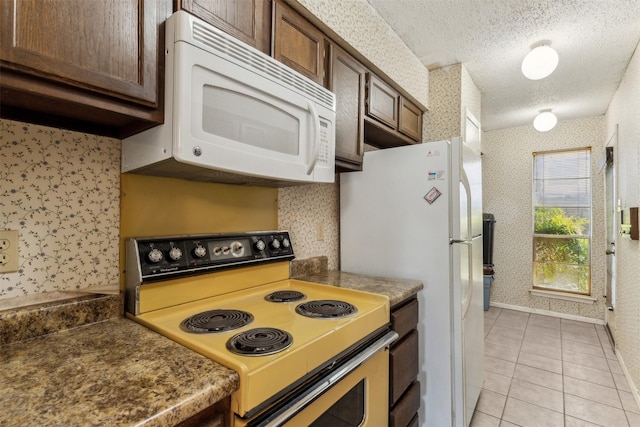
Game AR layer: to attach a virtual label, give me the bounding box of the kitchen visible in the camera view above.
[1,0,640,426]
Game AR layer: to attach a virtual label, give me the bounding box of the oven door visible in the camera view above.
[234,331,397,427]
[173,39,335,184]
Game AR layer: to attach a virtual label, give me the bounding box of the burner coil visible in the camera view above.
[295,300,358,318]
[226,328,293,356]
[180,309,254,333]
[265,290,306,303]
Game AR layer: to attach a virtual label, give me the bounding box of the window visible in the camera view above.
[532,148,591,294]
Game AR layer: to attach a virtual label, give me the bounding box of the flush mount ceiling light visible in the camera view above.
[533,110,557,132]
[521,45,559,80]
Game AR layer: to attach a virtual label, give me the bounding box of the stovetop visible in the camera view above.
[133,277,390,417]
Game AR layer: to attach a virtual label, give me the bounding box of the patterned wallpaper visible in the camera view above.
[605,41,640,392]
[295,0,429,109]
[426,64,461,142]
[278,181,340,270]
[482,116,607,319]
[0,119,120,299]
[425,63,481,143]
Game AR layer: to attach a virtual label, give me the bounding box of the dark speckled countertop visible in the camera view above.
[296,270,423,307]
[291,256,423,307]
[0,292,238,427]
[0,259,421,427]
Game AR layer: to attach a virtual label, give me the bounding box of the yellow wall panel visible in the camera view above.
[120,174,278,287]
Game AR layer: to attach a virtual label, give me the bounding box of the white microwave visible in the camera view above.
[122,11,336,186]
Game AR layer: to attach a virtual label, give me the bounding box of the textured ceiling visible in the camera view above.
[366,0,640,131]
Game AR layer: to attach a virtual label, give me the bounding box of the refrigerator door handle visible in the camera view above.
[450,238,472,245]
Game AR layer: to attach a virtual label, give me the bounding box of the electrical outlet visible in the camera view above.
[0,240,7,251]
[0,230,19,273]
[316,222,325,241]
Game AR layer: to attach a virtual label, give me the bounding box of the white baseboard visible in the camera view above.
[489,302,604,325]
[616,350,640,410]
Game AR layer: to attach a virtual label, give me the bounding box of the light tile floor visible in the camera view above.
[471,307,640,427]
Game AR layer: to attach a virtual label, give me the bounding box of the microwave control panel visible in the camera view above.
[318,120,331,165]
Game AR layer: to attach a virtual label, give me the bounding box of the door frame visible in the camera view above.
[602,125,618,346]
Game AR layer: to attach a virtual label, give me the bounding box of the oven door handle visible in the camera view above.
[259,330,399,427]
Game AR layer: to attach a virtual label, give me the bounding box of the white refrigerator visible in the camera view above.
[340,138,484,427]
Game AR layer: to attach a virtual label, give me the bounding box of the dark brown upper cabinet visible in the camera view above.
[176,0,271,54]
[272,0,328,87]
[329,44,366,171]
[0,0,165,137]
[365,72,423,147]
[399,97,423,141]
[366,73,399,130]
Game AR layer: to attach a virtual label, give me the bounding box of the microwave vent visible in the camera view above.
[191,21,335,111]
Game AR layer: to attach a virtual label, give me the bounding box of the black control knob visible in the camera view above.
[147,248,163,263]
[254,240,266,251]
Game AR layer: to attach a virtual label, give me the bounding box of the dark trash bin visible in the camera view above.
[483,213,496,311]
[483,213,496,267]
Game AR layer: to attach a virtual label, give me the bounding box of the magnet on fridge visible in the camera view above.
[424,187,442,204]
[428,170,445,180]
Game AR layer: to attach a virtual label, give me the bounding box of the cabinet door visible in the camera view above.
[390,381,420,427]
[273,0,327,86]
[399,97,422,141]
[1,0,160,106]
[366,73,399,130]
[330,44,366,171]
[390,330,419,405]
[177,0,271,54]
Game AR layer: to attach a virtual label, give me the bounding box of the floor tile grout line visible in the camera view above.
[510,375,563,395]
[498,311,530,425]
[563,411,607,427]
[563,388,626,412]
[515,361,563,376]
[564,394,631,427]
[502,394,566,418]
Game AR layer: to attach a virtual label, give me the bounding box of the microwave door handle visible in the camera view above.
[306,102,320,175]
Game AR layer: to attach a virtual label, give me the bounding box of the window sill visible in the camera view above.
[529,289,597,304]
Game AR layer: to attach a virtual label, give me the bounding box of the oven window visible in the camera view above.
[309,380,365,427]
[202,85,300,155]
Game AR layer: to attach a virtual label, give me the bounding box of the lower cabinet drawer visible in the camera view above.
[390,329,419,404]
[391,298,418,339]
[390,381,420,427]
